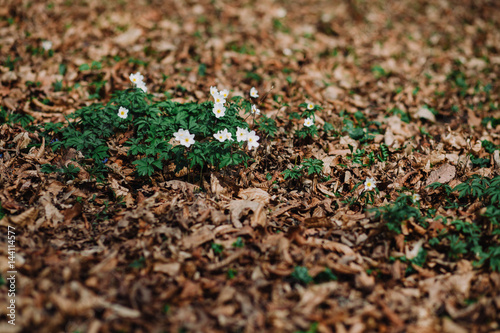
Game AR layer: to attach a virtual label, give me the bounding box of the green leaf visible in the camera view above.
[291,266,313,284]
[79,63,90,71]
[132,157,160,177]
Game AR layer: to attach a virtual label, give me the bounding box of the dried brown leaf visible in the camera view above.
[425,163,456,186]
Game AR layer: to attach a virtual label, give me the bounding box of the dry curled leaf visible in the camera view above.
[425,163,456,186]
[228,200,267,228]
[238,188,270,204]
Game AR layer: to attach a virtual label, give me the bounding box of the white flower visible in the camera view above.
[210,86,218,97]
[283,48,292,56]
[304,117,314,127]
[174,129,195,148]
[136,82,148,93]
[251,104,260,115]
[214,130,226,142]
[213,93,226,104]
[117,106,129,119]
[221,128,232,141]
[173,128,189,141]
[129,72,144,85]
[219,89,229,99]
[213,103,226,118]
[42,40,52,51]
[246,130,260,151]
[307,103,314,110]
[412,193,421,202]
[250,87,259,98]
[236,127,249,142]
[276,8,287,18]
[364,177,377,191]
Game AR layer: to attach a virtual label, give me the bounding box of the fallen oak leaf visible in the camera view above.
[153,262,181,276]
[5,207,38,227]
[62,202,82,224]
[425,163,456,186]
[13,131,30,152]
[180,225,215,249]
[306,237,354,255]
[238,187,270,204]
[228,200,267,228]
[206,249,247,271]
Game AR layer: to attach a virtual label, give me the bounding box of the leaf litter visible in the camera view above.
[0,0,500,332]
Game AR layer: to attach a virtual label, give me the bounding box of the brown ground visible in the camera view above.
[1,0,500,332]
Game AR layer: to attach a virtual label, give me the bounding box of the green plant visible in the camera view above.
[40,82,262,180]
[41,163,80,180]
[453,175,489,199]
[0,202,5,220]
[294,322,318,333]
[294,103,322,139]
[132,157,163,177]
[0,106,35,128]
[340,110,380,143]
[61,164,81,179]
[301,158,324,176]
[476,246,500,272]
[447,234,468,259]
[282,165,303,180]
[424,175,500,271]
[481,140,499,154]
[313,268,337,283]
[232,237,244,248]
[129,256,146,269]
[388,107,410,123]
[291,266,313,285]
[282,158,324,182]
[227,268,237,279]
[372,65,389,78]
[378,143,390,161]
[257,115,278,137]
[211,243,224,255]
[368,194,422,234]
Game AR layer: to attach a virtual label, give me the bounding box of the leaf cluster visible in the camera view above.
[282,158,324,180]
[368,194,422,234]
[40,87,257,179]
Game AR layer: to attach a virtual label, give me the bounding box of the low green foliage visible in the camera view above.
[481,140,499,154]
[301,158,324,175]
[313,268,337,283]
[41,163,80,180]
[227,268,237,279]
[211,242,224,255]
[368,194,422,234]
[0,106,35,128]
[425,175,500,271]
[469,154,490,168]
[393,248,428,275]
[340,110,381,143]
[294,322,318,333]
[0,202,5,220]
[282,158,324,180]
[257,115,278,137]
[232,237,245,248]
[282,165,303,180]
[291,266,313,284]
[41,86,259,180]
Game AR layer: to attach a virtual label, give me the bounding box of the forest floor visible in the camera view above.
[1,0,500,332]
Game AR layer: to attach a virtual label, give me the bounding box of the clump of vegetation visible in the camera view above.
[40,76,264,179]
